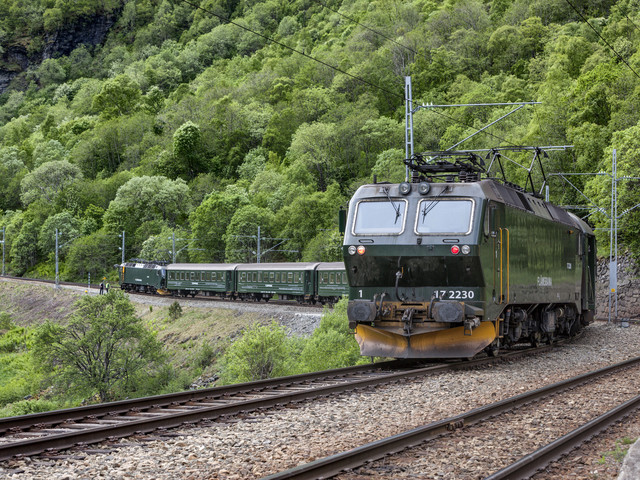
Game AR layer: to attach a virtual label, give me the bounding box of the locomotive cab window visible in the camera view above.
[415,199,474,235]
[353,199,408,235]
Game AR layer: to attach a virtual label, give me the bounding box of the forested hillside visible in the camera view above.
[0,0,635,280]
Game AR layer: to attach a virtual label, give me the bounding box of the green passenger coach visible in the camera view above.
[166,263,239,298]
[317,261,349,304]
[236,262,320,303]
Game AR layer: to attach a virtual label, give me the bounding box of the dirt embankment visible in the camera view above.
[0,277,322,368]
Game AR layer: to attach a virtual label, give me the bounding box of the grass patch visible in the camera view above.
[598,437,637,464]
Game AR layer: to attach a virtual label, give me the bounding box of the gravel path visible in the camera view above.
[2,322,639,479]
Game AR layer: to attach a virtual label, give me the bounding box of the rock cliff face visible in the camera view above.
[596,254,640,321]
[0,13,118,94]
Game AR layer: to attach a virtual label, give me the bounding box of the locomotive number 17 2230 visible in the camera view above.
[433,290,475,299]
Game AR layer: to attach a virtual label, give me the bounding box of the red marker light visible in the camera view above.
[357,246,366,255]
[450,245,460,255]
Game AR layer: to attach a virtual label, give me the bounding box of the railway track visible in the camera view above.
[262,355,640,480]
[0,346,554,462]
[0,275,326,309]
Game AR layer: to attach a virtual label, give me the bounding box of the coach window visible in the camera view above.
[253,272,257,282]
[275,272,280,282]
[270,272,275,282]
[241,272,246,282]
[288,272,293,283]
[329,273,335,284]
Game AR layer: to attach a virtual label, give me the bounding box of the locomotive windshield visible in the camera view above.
[353,199,407,234]
[415,199,474,234]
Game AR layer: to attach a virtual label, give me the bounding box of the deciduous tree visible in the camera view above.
[34,291,164,402]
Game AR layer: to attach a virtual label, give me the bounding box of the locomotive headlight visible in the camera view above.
[399,182,411,195]
[418,182,430,195]
[461,245,470,255]
[348,245,357,255]
[357,245,366,255]
[450,245,460,255]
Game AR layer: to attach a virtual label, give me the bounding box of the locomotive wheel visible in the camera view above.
[485,339,500,357]
[530,332,542,348]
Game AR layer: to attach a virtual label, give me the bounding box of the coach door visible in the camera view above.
[304,270,313,297]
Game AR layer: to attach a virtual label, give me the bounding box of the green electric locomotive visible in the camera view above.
[343,152,596,358]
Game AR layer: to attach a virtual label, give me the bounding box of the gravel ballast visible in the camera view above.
[2,322,640,479]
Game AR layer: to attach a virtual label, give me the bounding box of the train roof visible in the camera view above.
[350,178,593,235]
[316,262,346,271]
[167,263,240,271]
[236,262,320,271]
[122,262,164,269]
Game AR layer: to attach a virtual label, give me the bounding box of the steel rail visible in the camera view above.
[485,393,640,479]
[0,346,552,461]
[0,360,410,433]
[260,356,640,480]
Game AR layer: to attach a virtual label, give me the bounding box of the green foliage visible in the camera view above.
[2,0,640,271]
[167,121,207,180]
[217,321,298,384]
[168,301,183,321]
[0,352,42,406]
[0,398,63,418]
[103,175,191,238]
[33,290,165,402]
[599,437,637,464]
[0,312,13,330]
[20,160,83,206]
[38,211,81,258]
[190,185,249,261]
[92,74,142,119]
[297,298,363,372]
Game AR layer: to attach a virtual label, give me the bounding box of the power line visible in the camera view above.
[179,0,528,148]
[624,13,640,34]
[178,0,404,101]
[315,0,423,60]
[564,0,640,81]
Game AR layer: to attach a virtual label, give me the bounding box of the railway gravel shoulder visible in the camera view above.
[2,322,639,479]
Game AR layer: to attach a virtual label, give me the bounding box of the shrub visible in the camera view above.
[168,301,183,321]
[217,321,298,384]
[297,298,364,373]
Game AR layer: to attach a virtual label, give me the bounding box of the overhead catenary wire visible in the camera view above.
[179,0,404,102]
[314,0,424,60]
[178,0,533,148]
[564,0,640,81]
